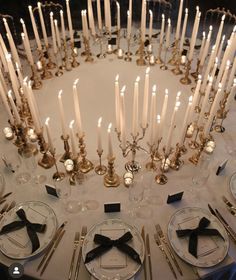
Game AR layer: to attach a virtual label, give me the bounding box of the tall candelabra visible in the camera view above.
[116,126,147,173]
[104,156,120,187]
[77,134,94,173]
[180,59,192,85]
[36,131,54,169]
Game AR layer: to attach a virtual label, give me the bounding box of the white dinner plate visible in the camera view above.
[82,219,145,280]
[229,172,236,199]
[0,201,57,259]
[168,207,229,268]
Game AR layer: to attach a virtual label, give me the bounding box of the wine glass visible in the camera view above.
[192,154,210,186]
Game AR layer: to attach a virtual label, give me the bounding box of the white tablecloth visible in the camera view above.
[0,33,236,280]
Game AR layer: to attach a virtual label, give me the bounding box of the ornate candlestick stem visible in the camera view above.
[160,47,168,70]
[189,133,209,165]
[171,53,183,75]
[36,131,54,169]
[116,29,121,54]
[215,110,228,133]
[170,143,184,170]
[155,148,172,185]
[63,40,72,71]
[95,150,107,175]
[54,52,63,77]
[216,91,230,119]
[124,37,132,62]
[78,134,94,173]
[180,59,192,85]
[104,156,120,187]
[60,135,71,163]
[168,39,179,65]
[50,149,65,181]
[136,39,146,66]
[84,36,94,62]
[189,125,200,149]
[146,143,157,171]
[97,30,106,59]
[46,46,56,69]
[30,65,42,90]
[191,59,201,79]
[38,49,53,80]
[156,43,163,64]
[70,42,80,68]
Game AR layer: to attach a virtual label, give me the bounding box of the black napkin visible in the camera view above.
[85,231,141,264]
[176,217,224,258]
[0,209,46,253]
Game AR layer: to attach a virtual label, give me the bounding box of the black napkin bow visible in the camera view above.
[0,208,46,253]
[176,216,224,258]
[85,231,141,264]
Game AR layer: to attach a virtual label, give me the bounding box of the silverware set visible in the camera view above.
[68,226,87,280]
[0,200,16,221]
[37,221,67,275]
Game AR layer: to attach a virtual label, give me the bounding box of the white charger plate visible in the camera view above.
[82,219,145,280]
[168,207,229,268]
[229,172,236,199]
[0,201,57,259]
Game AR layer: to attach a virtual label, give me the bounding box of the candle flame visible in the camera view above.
[98,117,102,126]
[121,85,126,92]
[108,123,112,132]
[226,60,230,67]
[196,6,199,11]
[215,57,218,64]
[189,96,193,103]
[149,10,152,16]
[115,74,119,81]
[202,31,205,37]
[157,115,161,123]
[168,18,171,25]
[21,32,25,39]
[50,12,53,17]
[198,74,202,80]
[45,117,50,126]
[54,19,58,25]
[176,101,181,107]
[69,120,75,129]
[136,76,140,82]
[28,6,32,10]
[20,18,24,24]
[127,11,130,16]
[162,14,165,19]
[218,83,222,89]
[185,8,188,13]
[3,18,6,23]
[152,85,156,92]
[222,14,225,21]
[146,67,150,74]
[74,78,79,86]
[116,2,120,8]
[37,2,41,7]
[165,89,168,95]
[209,25,213,31]
[7,90,12,98]
[58,90,63,98]
[60,10,63,14]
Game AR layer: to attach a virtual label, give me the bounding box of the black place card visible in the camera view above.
[108,37,117,45]
[104,202,120,213]
[182,49,188,56]
[167,191,184,204]
[74,41,81,49]
[45,184,58,198]
[144,39,150,47]
[216,159,228,176]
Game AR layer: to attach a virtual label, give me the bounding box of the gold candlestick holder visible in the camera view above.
[189,124,200,149]
[36,131,54,169]
[160,47,168,70]
[171,53,183,75]
[70,42,80,68]
[95,150,107,175]
[156,43,163,64]
[114,29,122,55]
[104,156,120,187]
[83,36,94,62]
[62,40,72,71]
[170,143,184,170]
[191,59,201,79]
[54,52,63,77]
[124,37,132,62]
[19,90,32,123]
[60,135,71,163]
[155,147,172,185]
[215,110,228,133]
[216,91,230,120]
[180,59,192,85]
[186,123,195,138]
[30,65,42,90]
[116,126,148,173]
[38,49,53,80]
[146,138,162,170]
[46,46,56,69]
[189,133,210,165]
[97,30,106,59]
[136,39,146,66]
[77,134,94,173]
[64,157,85,185]
[168,39,179,65]
[50,149,65,181]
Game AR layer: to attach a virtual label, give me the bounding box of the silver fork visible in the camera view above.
[68,232,80,280]
[0,201,16,221]
[74,226,87,280]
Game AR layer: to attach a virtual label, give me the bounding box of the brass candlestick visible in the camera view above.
[38,49,53,80]
[180,59,192,85]
[60,135,71,163]
[50,149,65,181]
[30,65,42,90]
[171,53,183,75]
[170,143,184,170]
[116,126,148,173]
[215,110,228,133]
[189,124,200,149]
[160,47,168,70]
[83,36,94,62]
[189,133,210,165]
[70,42,80,68]
[54,52,63,77]
[46,46,56,69]
[36,131,54,169]
[168,39,179,65]
[63,40,72,71]
[124,37,132,62]
[155,147,172,185]
[217,91,230,120]
[104,156,120,187]
[95,150,107,175]
[77,134,94,173]
[191,59,201,79]
[114,29,121,55]
[136,39,146,66]
[156,43,163,64]
[146,143,157,171]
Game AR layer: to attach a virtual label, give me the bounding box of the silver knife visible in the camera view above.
[141,227,147,280]
[146,234,153,280]
[74,226,87,280]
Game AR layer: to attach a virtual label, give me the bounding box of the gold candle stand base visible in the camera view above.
[155,173,168,185]
[104,156,120,187]
[171,54,183,75]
